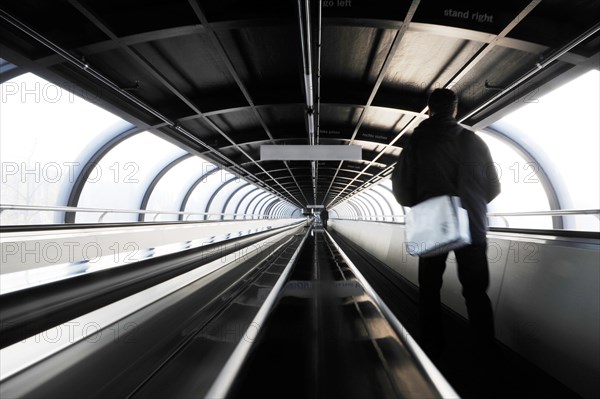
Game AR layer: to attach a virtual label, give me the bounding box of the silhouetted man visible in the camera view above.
[393,88,501,366]
[320,208,329,230]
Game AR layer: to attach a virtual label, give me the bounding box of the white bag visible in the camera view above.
[405,195,471,257]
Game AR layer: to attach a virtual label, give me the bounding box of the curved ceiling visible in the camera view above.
[1,0,598,209]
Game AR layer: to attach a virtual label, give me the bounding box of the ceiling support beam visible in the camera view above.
[327,0,543,209]
[461,21,600,124]
[296,0,320,205]
[314,0,323,204]
[188,0,309,207]
[0,8,272,205]
[323,0,421,205]
[68,1,304,208]
[32,20,575,70]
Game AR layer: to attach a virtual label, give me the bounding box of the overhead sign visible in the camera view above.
[306,205,325,208]
[260,145,362,161]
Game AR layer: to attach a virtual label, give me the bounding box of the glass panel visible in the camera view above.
[258,197,277,216]
[183,171,238,221]
[203,177,244,218]
[1,73,130,225]
[246,192,270,216]
[372,184,403,218]
[364,188,393,219]
[271,202,288,218]
[285,204,297,217]
[349,198,368,218]
[492,69,599,231]
[254,195,275,217]
[344,202,357,219]
[76,132,187,223]
[283,204,296,217]
[145,157,217,221]
[478,131,552,229]
[236,189,265,219]
[268,202,281,217]
[223,184,255,218]
[331,204,343,219]
[355,194,377,218]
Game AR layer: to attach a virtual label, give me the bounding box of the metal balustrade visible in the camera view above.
[329,209,600,229]
[2,204,598,229]
[0,204,292,223]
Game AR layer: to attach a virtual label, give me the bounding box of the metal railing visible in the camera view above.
[487,209,600,228]
[0,204,292,223]
[331,209,600,228]
[3,205,598,228]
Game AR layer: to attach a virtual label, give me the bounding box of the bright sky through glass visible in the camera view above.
[0,73,126,223]
[2,70,598,229]
[496,69,600,211]
[1,73,124,165]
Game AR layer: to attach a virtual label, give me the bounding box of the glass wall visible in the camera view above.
[1,73,296,225]
[1,73,130,224]
[478,131,552,229]
[223,184,256,218]
[183,172,241,221]
[492,69,599,231]
[332,69,599,232]
[331,179,404,222]
[76,132,187,223]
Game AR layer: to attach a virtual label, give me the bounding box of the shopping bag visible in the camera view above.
[405,195,471,257]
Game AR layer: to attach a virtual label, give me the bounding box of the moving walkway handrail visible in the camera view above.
[487,209,600,228]
[330,209,600,225]
[0,224,304,387]
[0,203,288,221]
[487,209,600,217]
[205,224,312,398]
[0,221,305,349]
[324,229,460,399]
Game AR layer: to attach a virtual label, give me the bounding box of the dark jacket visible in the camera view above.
[392,113,500,243]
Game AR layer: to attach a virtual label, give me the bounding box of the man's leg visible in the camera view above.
[454,243,496,355]
[418,252,448,360]
[455,243,503,395]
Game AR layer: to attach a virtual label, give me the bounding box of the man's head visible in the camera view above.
[427,88,458,117]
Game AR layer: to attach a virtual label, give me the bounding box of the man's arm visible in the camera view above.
[391,136,418,207]
[472,134,501,203]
